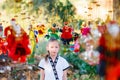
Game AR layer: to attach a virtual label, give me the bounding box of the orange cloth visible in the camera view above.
[106,63,120,80]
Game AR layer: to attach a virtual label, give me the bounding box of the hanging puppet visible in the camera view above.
[80,22,91,36]
[0,23,6,55]
[97,21,120,80]
[70,32,80,54]
[0,36,10,74]
[45,23,59,40]
[4,18,31,63]
[0,36,8,55]
[36,23,46,38]
[80,21,92,44]
[0,26,10,74]
[27,24,37,64]
[61,22,73,45]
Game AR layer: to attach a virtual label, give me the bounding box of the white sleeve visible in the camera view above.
[38,59,45,70]
[62,58,70,71]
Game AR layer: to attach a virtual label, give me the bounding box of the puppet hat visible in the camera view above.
[11,18,16,21]
[10,18,16,26]
[64,22,68,25]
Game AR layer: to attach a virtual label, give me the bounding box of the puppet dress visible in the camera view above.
[97,35,120,80]
[61,26,73,45]
[4,25,31,63]
[80,27,91,36]
[47,27,59,40]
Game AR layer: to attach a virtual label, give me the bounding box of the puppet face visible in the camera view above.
[107,24,119,38]
[13,24,21,35]
[11,20,16,28]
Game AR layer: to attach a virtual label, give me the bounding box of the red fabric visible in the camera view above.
[74,39,80,53]
[74,48,79,53]
[4,26,15,50]
[106,63,120,80]
[4,26,31,63]
[36,38,38,43]
[0,38,8,54]
[99,32,120,80]
[80,27,91,36]
[98,25,107,34]
[109,20,117,25]
[98,35,106,61]
[98,35,119,63]
[61,26,72,39]
[4,26,13,37]
[11,18,16,21]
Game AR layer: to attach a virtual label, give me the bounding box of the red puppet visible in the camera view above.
[80,23,91,36]
[0,36,8,55]
[97,21,120,80]
[61,22,73,45]
[4,19,31,63]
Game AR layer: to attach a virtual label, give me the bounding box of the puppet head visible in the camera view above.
[12,24,22,37]
[107,21,120,38]
[64,22,68,25]
[52,23,56,27]
[10,18,16,27]
[98,24,107,34]
[28,24,33,30]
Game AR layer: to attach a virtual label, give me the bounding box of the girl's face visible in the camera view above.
[47,41,60,56]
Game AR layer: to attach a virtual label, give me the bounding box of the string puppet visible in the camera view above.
[70,32,80,54]
[27,24,37,64]
[36,23,46,39]
[4,18,31,63]
[80,22,91,37]
[46,23,59,40]
[97,21,120,80]
[61,22,73,45]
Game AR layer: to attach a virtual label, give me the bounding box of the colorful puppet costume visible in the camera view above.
[36,24,46,38]
[46,23,59,40]
[80,23,91,36]
[0,36,10,73]
[4,19,31,63]
[80,23,92,44]
[61,22,73,45]
[97,21,120,80]
[27,24,37,64]
[0,36,8,55]
[70,32,80,54]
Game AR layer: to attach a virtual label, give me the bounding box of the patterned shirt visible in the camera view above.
[38,56,70,80]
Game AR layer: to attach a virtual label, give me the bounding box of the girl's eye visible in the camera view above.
[55,46,58,48]
[50,46,53,48]
[50,46,58,48]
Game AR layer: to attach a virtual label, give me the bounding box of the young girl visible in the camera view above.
[38,38,70,80]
